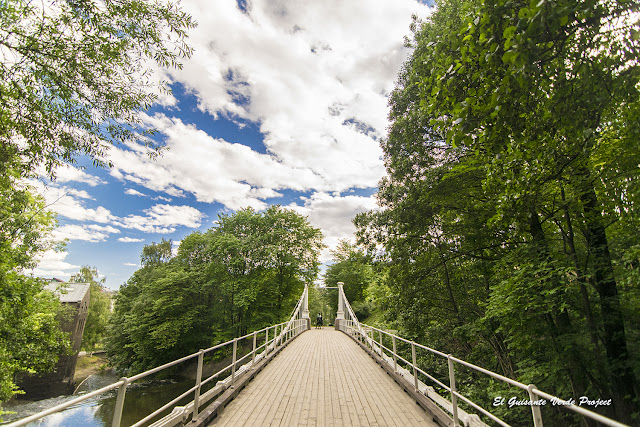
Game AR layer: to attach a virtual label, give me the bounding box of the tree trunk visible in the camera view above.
[578,176,638,422]
[529,204,591,402]
[560,188,601,350]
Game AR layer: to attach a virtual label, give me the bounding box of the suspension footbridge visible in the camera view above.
[210,328,436,427]
[8,284,629,427]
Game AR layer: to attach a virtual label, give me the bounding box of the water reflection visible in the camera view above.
[1,371,197,426]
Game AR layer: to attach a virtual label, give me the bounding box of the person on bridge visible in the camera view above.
[316,313,323,329]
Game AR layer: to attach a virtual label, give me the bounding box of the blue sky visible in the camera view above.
[30,0,432,290]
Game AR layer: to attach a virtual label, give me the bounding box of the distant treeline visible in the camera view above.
[105,206,323,374]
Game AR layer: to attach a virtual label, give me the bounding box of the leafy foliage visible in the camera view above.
[0,0,194,410]
[356,0,640,423]
[0,172,69,406]
[105,206,323,374]
[0,0,196,177]
[323,240,389,323]
[69,266,112,352]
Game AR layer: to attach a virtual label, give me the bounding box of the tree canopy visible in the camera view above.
[356,0,639,423]
[0,0,195,177]
[0,176,70,406]
[0,0,194,409]
[106,206,324,373]
[324,240,384,321]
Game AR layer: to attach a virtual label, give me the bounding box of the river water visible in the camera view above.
[1,371,197,426]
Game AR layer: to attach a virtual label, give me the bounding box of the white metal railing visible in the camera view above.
[334,283,628,427]
[8,285,311,427]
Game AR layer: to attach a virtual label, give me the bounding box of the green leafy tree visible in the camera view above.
[415,0,639,420]
[0,176,69,407]
[0,0,196,177]
[0,0,194,410]
[69,266,112,352]
[324,240,379,320]
[357,0,640,422]
[106,207,324,373]
[141,239,173,267]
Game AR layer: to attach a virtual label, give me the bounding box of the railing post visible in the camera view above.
[112,377,129,427]
[527,384,544,427]
[252,331,257,367]
[411,342,418,392]
[265,326,270,353]
[231,338,238,387]
[302,284,310,320]
[392,336,397,373]
[193,349,204,419]
[336,282,345,326]
[448,355,459,427]
[378,330,383,357]
[274,324,279,348]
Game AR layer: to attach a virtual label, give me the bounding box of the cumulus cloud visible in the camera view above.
[125,188,148,197]
[288,192,379,262]
[118,237,145,243]
[27,180,116,223]
[27,180,207,242]
[115,204,206,234]
[53,224,121,242]
[31,250,80,279]
[44,164,106,187]
[103,0,429,211]
[108,116,320,210]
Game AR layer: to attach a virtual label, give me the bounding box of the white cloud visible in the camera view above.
[29,180,116,223]
[118,237,145,243]
[102,0,429,210]
[66,188,94,200]
[171,240,181,257]
[287,192,379,262]
[124,262,139,267]
[108,115,320,210]
[125,188,148,197]
[115,204,205,234]
[53,224,120,242]
[44,164,106,187]
[28,180,206,238]
[31,250,80,279]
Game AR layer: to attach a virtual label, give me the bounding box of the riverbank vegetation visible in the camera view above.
[0,0,194,410]
[353,0,640,424]
[74,354,110,385]
[105,207,323,374]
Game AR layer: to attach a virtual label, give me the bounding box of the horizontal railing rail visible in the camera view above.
[336,285,628,427]
[9,286,310,427]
